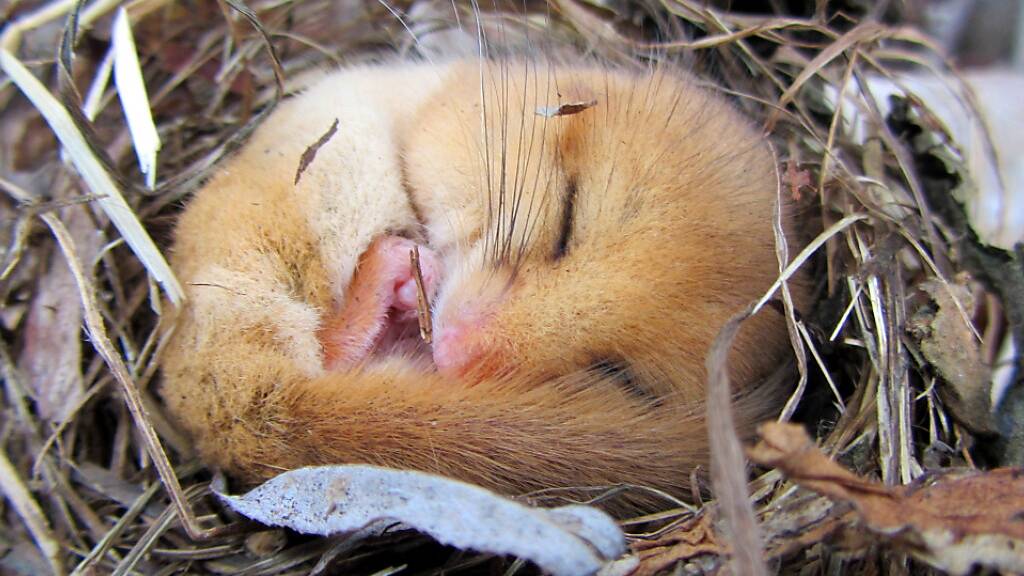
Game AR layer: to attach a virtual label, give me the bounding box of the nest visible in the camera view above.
[1,0,1021,574]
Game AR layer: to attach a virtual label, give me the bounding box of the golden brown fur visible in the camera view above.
[161,59,800,509]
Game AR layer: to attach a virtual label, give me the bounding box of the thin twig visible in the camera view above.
[39,212,212,540]
[410,246,433,344]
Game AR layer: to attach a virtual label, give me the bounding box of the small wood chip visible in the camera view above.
[294,118,339,185]
[535,99,598,118]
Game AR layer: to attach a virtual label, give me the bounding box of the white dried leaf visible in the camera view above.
[597,555,640,576]
[542,505,626,561]
[82,45,115,122]
[216,465,626,576]
[112,7,160,190]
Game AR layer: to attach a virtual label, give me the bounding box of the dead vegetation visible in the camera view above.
[0,0,1021,574]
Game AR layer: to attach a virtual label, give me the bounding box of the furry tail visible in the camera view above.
[162,323,787,512]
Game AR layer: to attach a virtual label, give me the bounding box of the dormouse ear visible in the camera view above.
[319,237,441,371]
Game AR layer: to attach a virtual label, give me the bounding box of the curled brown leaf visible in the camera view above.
[749,422,1024,575]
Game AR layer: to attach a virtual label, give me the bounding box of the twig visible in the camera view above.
[38,212,213,540]
[110,483,211,576]
[410,246,433,344]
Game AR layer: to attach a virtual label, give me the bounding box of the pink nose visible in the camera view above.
[430,289,507,379]
[432,323,478,377]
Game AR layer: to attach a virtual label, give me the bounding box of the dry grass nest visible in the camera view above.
[1,0,1022,574]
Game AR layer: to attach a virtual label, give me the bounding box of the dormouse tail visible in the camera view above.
[225,363,705,495]
[164,333,785,512]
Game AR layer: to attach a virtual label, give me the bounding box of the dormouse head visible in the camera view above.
[403,59,788,392]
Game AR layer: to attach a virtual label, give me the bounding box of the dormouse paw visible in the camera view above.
[319,236,441,370]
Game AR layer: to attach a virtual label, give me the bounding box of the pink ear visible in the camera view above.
[319,236,441,371]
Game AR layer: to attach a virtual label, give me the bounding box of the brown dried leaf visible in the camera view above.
[909,277,995,434]
[294,119,339,185]
[627,495,861,574]
[705,308,769,576]
[19,204,100,423]
[761,490,855,559]
[627,498,855,574]
[630,514,724,576]
[749,422,1024,575]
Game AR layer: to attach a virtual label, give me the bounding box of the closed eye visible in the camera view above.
[552,175,577,260]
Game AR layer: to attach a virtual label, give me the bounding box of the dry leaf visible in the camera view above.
[705,309,769,576]
[630,513,724,576]
[19,204,99,423]
[244,530,287,558]
[760,491,856,559]
[294,119,339,185]
[216,465,626,576]
[909,277,995,434]
[72,462,146,509]
[749,422,1024,575]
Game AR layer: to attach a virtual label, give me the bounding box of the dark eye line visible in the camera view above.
[552,174,578,260]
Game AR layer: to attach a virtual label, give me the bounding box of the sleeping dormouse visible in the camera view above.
[160,58,803,510]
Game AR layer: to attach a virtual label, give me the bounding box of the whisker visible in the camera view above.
[376,0,434,67]
[518,52,545,254]
[449,0,462,33]
[472,0,495,268]
[504,56,530,265]
[497,55,511,266]
[515,60,557,272]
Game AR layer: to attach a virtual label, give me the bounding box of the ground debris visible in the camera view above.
[749,422,1024,575]
[629,513,724,576]
[908,277,996,434]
